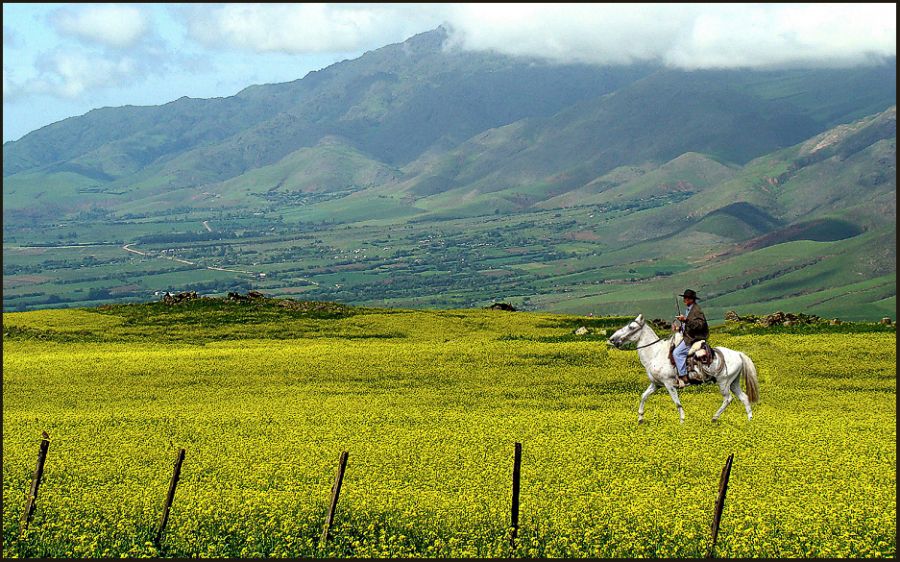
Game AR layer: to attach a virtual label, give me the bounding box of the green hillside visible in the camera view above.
[2,29,896,318]
[540,153,738,210]
[4,29,656,195]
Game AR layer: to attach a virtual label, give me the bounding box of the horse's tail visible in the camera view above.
[740,352,760,403]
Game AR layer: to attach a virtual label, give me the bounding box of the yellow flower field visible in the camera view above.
[2,304,896,557]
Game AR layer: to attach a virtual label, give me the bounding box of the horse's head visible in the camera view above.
[607,314,645,349]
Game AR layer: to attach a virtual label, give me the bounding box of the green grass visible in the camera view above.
[2,172,107,211]
[281,194,423,224]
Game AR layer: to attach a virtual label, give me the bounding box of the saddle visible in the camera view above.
[686,340,719,383]
[667,336,707,367]
[688,340,714,366]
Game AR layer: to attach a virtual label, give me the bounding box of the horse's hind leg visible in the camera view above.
[712,385,733,422]
[731,378,753,420]
[638,382,657,424]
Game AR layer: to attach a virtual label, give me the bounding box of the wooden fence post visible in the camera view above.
[155,448,185,547]
[19,433,51,536]
[706,452,734,558]
[320,451,349,546]
[510,442,522,547]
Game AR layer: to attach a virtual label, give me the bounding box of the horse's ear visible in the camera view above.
[636,313,644,323]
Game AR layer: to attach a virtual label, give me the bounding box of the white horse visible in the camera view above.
[607,314,759,423]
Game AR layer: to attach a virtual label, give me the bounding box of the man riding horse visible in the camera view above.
[672,289,709,388]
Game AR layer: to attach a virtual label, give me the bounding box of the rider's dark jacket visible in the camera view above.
[682,303,709,346]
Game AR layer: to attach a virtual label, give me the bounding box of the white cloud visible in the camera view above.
[442,3,896,69]
[26,49,141,99]
[178,3,895,69]
[4,6,176,103]
[51,4,149,49]
[179,3,446,54]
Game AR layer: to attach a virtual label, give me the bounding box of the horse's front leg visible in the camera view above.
[662,382,685,423]
[638,382,657,424]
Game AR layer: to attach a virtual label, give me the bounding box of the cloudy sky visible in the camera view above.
[3,3,896,143]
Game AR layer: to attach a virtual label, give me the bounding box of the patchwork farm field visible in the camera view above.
[2,300,896,558]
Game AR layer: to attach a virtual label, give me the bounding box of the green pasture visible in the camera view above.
[3,195,895,322]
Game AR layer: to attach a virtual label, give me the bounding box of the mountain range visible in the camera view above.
[3,28,897,319]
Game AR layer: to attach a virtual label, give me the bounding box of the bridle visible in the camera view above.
[613,318,665,349]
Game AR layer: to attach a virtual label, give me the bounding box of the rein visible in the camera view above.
[635,336,665,349]
[624,320,668,349]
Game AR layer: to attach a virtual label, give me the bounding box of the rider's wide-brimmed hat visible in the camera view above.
[679,289,699,300]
